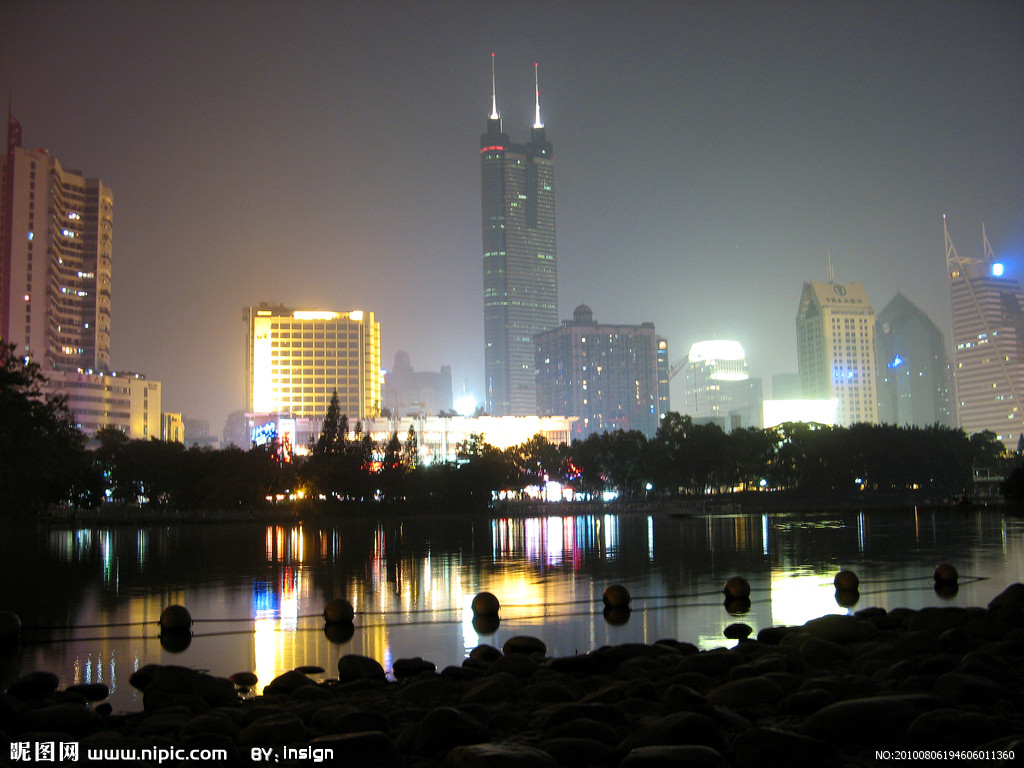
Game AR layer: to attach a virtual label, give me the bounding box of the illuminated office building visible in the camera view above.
[480,58,557,416]
[875,292,952,428]
[1,115,112,371]
[946,220,1024,450]
[245,303,382,422]
[796,279,879,427]
[682,340,758,429]
[46,369,161,440]
[535,305,661,437]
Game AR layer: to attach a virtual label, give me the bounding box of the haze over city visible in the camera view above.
[2,0,1022,431]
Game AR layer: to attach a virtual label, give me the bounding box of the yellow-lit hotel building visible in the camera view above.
[245,303,382,421]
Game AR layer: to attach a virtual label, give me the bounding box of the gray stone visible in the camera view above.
[237,712,306,747]
[542,716,622,746]
[733,726,835,768]
[618,711,724,753]
[64,683,109,701]
[7,671,61,700]
[907,708,1007,748]
[446,742,557,767]
[932,672,1010,702]
[907,606,971,633]
[537,737,615,767]
[619,745,727,768]
[330,709,391,735]
[180,712,241,737]
[413,706,490,755]
[801,614,878,644]
[706,676,785,710]
[338,654,386,682]
[394,656,437,679]
[502,635,547,656]
[798,635,850,666]
[801,696,921,744]
[263,669,316,695]
[309,731,402,768]
[397,675,455,706]
[777,688,836,715]
[461,672,520,705]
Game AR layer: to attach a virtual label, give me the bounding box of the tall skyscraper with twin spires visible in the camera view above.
[480,56,557,416]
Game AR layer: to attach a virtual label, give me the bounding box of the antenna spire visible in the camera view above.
[827,248,835,283]
[489,52,499,120]
[533,61,544,128]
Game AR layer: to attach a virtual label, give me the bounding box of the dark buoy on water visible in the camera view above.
[159,605,192,653]
[0,611,22,640]
[324,621,355,644]
[723,576,751,599]
[472,613,500,635]
[933,563,958,585]
[834,570,859,591]
[835,588,860,608]
[324,598,355,624]
[603,605,631,626]
[472,591,500,616]
[603,584,631,608]
[159,605,192,632]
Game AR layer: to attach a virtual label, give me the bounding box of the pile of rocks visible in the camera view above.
[5,584,1024,766]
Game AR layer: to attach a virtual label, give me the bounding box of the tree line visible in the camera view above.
[1,346,1016,514]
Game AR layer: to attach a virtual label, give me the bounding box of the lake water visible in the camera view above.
[3,505,1023,713]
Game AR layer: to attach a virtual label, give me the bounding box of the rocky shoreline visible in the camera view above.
[5,585,1024,767]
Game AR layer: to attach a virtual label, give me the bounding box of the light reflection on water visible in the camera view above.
[4,507,1024,713]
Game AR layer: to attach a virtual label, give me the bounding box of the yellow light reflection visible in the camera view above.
[769,570,847,626]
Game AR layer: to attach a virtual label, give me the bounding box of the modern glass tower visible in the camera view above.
[480,58,557,416]
[946,219,1024,450]
[875,292,952,428]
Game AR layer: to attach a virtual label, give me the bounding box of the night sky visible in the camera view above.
[3,0,1022,431]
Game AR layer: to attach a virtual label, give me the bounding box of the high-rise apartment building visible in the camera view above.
[946,220,1024,450]
[535,305,661,438]
[2,115,113,371]
[245,303,382,422]
[796,279,879,427]
[876,292,952,428]
[682,340,755,429]
[480,59,557,416]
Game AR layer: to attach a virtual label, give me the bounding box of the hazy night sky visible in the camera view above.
[3,0,1022,431]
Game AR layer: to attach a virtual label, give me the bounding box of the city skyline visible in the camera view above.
[2,1,1021,430]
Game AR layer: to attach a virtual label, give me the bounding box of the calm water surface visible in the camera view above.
[3,506,1023,712]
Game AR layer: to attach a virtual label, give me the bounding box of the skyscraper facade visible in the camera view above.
[480,60,557,416]
[535,305,661,438]
[796,279,879,427]
[875,292,952,428]
[946,221,1024,450]
[245,303,382,422]
[2,115,113,372]
[682,340,754,428]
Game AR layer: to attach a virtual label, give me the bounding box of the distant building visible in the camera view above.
[245,303,382,423]
[682,340,757,429]
[657,337,671,421]
[535,305,661,438]
[946,221,1024,450]
[383,351,453,417]
[163,412,184,443]
[183,417,218,449]
[480,59,558,416]
[1,115,113,372]
[771,373,802,400]
[876,292,953,428]
[46,369,161,441]
[796,279,879,427]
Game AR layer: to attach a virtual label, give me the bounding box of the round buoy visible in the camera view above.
[159,605,192,632]
[724,596,751,616]
[324,598,355,624]
[159,631,192,653]
[835,588,860,608]
[603,584,631,608]
[471,591,500,616]
[834,570,859,591]
[935,581,959,600]
[323,621,355,644]
[723,576,751,599]
[603,605,631,626]
[471,614,500,636]
[229,671,258,687]
[0,611,22,639]
[933,563,958,585]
